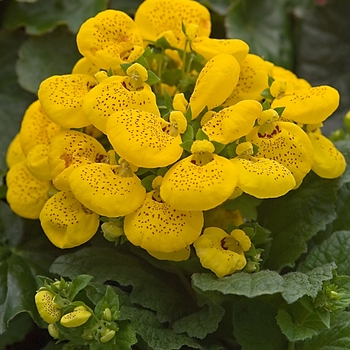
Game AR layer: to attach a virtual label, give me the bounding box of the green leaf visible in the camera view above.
[141,174,157,192]
[258,172,341,271]
[225,0,293,68]
[299,231,350,276]
[192,270,285,298]
[108,0,143,15]
[195,128,209,141]
[297,311,350,350]
[200,0,237,16]
[223,194,262,221]
[182,125,194,143]
[282,264,336,304]
[146,70,161,86]
[180,140,194,152]
[94,285,120,319]
[67,274,94,301]
[3,0,108,34]
[211,141,226,154]
[16,26,81,94]
[50,247,195,323]
[0,29,35,175]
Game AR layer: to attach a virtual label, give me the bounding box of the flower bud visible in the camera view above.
[103,308,112,321]
[60,306,92,328]
[100,329,116,343]
[48,323,59,339]
[35,290,62,324]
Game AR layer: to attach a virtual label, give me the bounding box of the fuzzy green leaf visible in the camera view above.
[3,0,108,34]
[16,26,81,94]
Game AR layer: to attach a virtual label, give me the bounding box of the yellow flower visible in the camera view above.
[189,54,240,119]
[173,93,188,114]
[204,207,244,231]
[124,191,203,253]
[231,142,296,198]
[82,75,159,134]
[60,306,92,328]
[19,100,61,156]
[48,130,108,191]
[26,144,52,181]
[202,100,262,144]
[192,37,249,63]
[224,54,274,106]
[69,162,146,217]
[308,131,346,179]
[246,121,314,188]
[76,9,144,70]
[40,191,100,248]
[193,227,251,278]
[6,161,51,219]
[35,290,62,324]
[72,57,100,76]
[160,140,238,211]
[271,86,340,124]
[106,109,183,168]
[6,133,25,168]
[135,0,211,50]
[147,246,191,262]
[38,74,97,129]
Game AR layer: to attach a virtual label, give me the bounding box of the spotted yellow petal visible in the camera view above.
[19,100,61,156]
[246,121,314,187]
[48,130,108,191]
[224,54,273,106]
[192,37,249,63]
[271,86,340,124]
[40,191,99,248]
[6,161,51,219]
[124,191,203,253]
[160,154,238,211]
[308,132,346,179]
[26,144,52,181]
[231,157,296,198]
[6,133,25,168]
[38,74,97,129]
[77,10,144,70]
[135,0,211,50]
[82,75,159,133]
[106,109,183,168]
[202,100,262,144]
[72,57,100,76]
[69,163,146,217]
[190,54,240,119]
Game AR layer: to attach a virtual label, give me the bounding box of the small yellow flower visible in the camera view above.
[194,227,251,278]
[173,93,188,114]
[106,109,183,168]
[76,10,144,70]
[308,131,346,179]
[69,163,146,217]
[202,100,262,144]
[38,74,97,129]
[124,191,204,253]
[190,54,240,119]
[271,86,340,124]
[192,37,249,63]
[135,0,211,50]
[82,75,159,134]
[35,290,62,324]
[60,306,92,328]
[6,161,51,219]
[160,140,238,211]
[40,191,100,248]
[224,54,274,106]
[19,100,61,156]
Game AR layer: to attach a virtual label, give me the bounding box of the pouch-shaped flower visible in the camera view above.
[124,191,203,253]
[6,133,25,168]
[147,246,190,262]
[40,191,100,248]
[35,290,62,324]
[69,163,146,217]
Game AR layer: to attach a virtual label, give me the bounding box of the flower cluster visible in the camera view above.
[6,0,345,278]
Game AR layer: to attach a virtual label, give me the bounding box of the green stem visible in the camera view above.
[287,341,295,350]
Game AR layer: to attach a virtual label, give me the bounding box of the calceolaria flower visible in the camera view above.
[194,227,251,278]
[60,306,92,328]
[35,290,62,324]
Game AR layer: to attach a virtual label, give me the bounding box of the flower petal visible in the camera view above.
[40,191,100,248]
[202,100,262,144]
[76,10,144,70]
[147,246,190,261]
[6,161,51,219]
[82,75,159,133]
[231,157,296,198]
[106,109,183,168]
[38,74,97,128]
[6,133,25,168]
[160,154,238,211]
[190,54,240,119]
[271,86,340,124]
[26,144,52,181]
[72,57,100,76]
[69,163,146,217]
[308,132,346,179]
[124,191,203,253]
